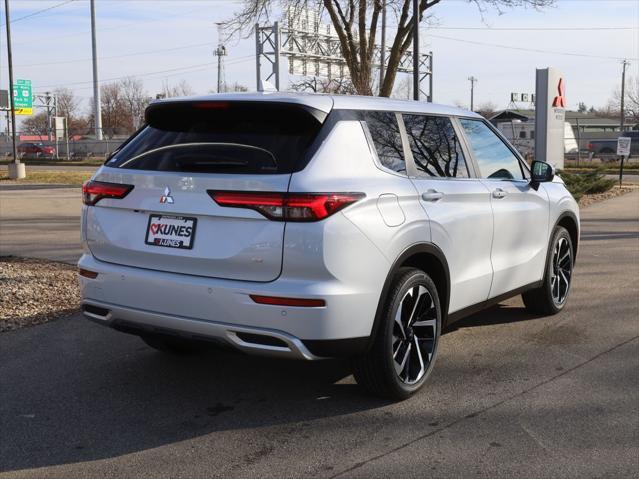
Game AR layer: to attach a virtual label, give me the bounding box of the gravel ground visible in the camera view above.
[0,257,80,332]
[578,185,636,208]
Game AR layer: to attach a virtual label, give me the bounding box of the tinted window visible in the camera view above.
[403,114,469,178]
[107,102,325,174]
[460,119,523,180]
[363,111,406,174]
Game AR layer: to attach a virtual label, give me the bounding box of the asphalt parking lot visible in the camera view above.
[0,188,638,478]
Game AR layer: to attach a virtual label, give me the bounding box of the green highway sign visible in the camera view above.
[13,79,32,115]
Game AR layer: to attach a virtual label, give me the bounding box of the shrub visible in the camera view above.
[558,168,616,201]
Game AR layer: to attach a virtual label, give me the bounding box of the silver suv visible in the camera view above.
[79,93,579,399]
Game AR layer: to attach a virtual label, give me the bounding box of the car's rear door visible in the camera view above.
[458,118,549,297]
[402,113,494,313]
[85,100,329,282]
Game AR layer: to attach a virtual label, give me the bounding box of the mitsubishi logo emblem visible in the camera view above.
[552,78,566,108]
[160,186,174,204]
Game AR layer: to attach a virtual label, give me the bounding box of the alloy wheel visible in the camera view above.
[551,236,572,305]
[392,285,438,385]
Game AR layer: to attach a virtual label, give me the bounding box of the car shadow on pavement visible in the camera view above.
[0,317,392,472]
[444,304,545,332]
[1,303,547,472]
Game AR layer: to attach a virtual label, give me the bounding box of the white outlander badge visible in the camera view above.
[160,186,174,204]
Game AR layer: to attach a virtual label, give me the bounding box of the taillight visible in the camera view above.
[208,191,364,221]
[587,143,593,151]
[82,180,134,206]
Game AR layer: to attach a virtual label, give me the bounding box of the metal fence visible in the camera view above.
[0,137,126,159]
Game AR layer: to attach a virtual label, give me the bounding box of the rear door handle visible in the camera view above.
[492,188,507,199]
[421,189,444,202]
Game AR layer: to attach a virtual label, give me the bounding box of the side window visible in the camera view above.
[519,131,526,139]
[403,114,469,178]
[459,119,524,180]
[363,111,406,174]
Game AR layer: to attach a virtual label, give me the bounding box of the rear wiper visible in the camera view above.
[119,142,278,168]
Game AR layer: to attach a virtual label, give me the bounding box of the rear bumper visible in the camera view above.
[82,300,323,360]
[78,254,379,359]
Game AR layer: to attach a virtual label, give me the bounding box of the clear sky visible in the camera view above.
[1,0,638,120]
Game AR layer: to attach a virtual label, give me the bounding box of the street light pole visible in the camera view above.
[412,0,419,101]
[468,76,477,111]
[4,0,17,163]
[379,2,386,94]
[90,0,103,140]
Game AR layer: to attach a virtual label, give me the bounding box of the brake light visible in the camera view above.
[250,295,326,307]
[208,191,364,221]
[82,180,134,206]
[587,143,593,151]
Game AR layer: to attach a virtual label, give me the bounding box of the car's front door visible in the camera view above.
[402,113,494,314]
[459,118,549,298]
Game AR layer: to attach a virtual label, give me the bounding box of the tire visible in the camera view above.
[353,267,442,400]
[522,226,574,315]
[141,334,201,354]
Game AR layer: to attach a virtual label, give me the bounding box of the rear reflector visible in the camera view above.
[208,191,364,221]
[78,268,98,279]
[82,180,133,206]
[250,295,326,307]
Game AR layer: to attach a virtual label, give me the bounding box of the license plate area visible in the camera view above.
[145,214,197,250]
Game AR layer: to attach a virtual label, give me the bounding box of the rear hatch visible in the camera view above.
[85,99,329,281]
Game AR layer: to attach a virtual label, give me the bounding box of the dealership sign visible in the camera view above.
[535,68,565,169]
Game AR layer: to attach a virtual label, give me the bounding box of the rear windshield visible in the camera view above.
[106,101,326,174]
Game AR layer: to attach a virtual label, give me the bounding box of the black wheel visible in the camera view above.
[522,226,574,315]
[141,334,200,354]
[353,267,441,400]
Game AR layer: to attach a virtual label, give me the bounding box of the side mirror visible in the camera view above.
[530,160,554,189]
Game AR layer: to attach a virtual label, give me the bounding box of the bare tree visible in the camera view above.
[476,101,497,119]
[161,79,195,98]
[289,76,356,94]
[21,112,49,137]
[612,76,639,125]
[54,88,89,136]
[121,77,150,130]
[230,0,553,96]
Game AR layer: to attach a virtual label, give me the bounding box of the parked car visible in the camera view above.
[78,93,579,400]
[17,142,55,158]
[587,130,639,157]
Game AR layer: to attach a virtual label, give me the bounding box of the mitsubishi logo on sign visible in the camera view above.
[535,67,565,169]
[552,78,566,108]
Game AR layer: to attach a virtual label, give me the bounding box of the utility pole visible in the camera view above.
[620,59,629,132]
[90,0,103,140]
[4,0,24,179]
[214,23,227,93]
[412,0,419,101]
[619,59,630,186]
[468,76,477,111]
[379,2,386,94]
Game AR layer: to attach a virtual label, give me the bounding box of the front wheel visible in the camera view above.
[353,268,441,400]
[522,226,574,315]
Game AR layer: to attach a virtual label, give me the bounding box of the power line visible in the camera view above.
[1,41,217,68]
[37,55,253,90]
[429,26,637,31]
[428,34,639,61]
[0,0,76,26]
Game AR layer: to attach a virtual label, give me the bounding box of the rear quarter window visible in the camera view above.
[106,102,326,174]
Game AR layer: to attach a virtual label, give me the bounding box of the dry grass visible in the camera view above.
[0,257,80,332]
[0,170,92,186]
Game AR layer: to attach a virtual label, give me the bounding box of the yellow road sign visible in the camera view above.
[15,107,32,115]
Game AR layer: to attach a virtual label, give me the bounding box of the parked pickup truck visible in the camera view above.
[588,130,639,157]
